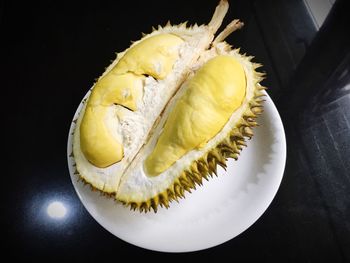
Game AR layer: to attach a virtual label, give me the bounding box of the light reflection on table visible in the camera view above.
[47,201,67,219]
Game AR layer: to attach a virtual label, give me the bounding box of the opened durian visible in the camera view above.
[72,0,265,212]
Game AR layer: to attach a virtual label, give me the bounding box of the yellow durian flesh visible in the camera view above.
[145,55,246,176]
[113,34,184,79]
[87,72,144,111]
[80,34,184,168]
[80,106,123,168]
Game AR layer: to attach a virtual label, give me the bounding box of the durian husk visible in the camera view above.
[70,0,267,213]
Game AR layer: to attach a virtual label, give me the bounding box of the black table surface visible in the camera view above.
[4,0,349,261]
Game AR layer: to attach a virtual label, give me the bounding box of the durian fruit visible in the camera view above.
[72,0,265,212]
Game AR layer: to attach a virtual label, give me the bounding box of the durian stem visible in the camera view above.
[213,19,244,45]
[209,0,229,32]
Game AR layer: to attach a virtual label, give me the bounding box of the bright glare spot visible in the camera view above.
[47,201,67,219]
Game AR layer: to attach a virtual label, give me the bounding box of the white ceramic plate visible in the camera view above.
[67,93,286,252]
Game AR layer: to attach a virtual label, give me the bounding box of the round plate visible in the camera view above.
[67,93,286,252]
